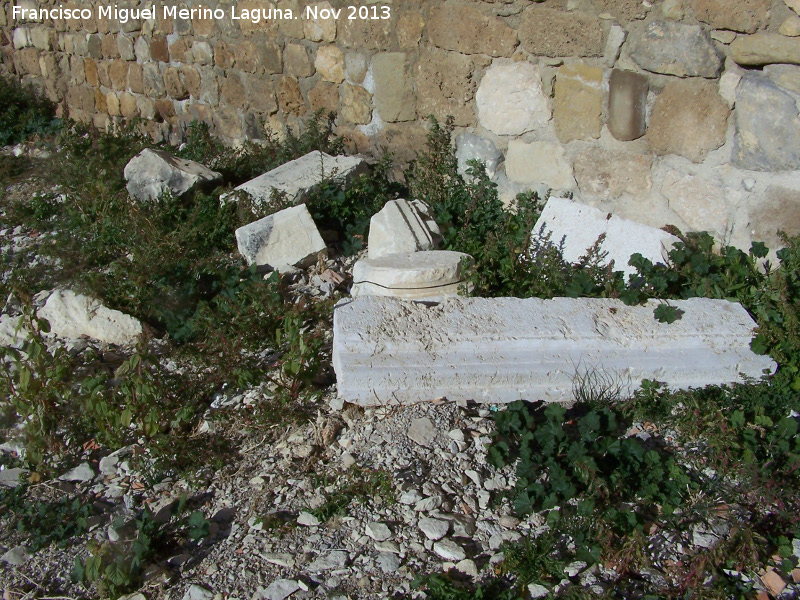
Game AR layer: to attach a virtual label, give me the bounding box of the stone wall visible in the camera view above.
[4,0,800,252]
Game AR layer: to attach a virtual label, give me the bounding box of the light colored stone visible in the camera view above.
[764,64,800,95]
[235,204,326,272]
[607,69,648,141]
[661,171,730,237]
[59,461,95,482]
[692,0,770,33]
[788,0,800,15]
[372,52,415,122]
[456,133,502,179]
[1,546,31,566]
[0,468,27,488]
[260,579,300,600]
[533,197,679,278]
[39,290,143,346]
[646,79,731,163]
[528,584,550,599]
[554,62,603,143]
[780,15,800,37]
[415,49,476,127]
[0,314,27,346]
[365,522,391,541]
[315,45,345,83]
[183,585,214,600]
[476,60,550,136]
[368,199,438,260]
[719,71,742,106]
[351,251,472,300]
[297,511,320,527]
[733,73,800,171]
[407,417,436,447]
[124,149,222,203]
[630,21,722,77]
[332,295,776,405]
[224,151,367,207]
[749,186,800,249]
[505,141,575,191]
[456,559,479,578]
[376,552,401,573]
[573,150,653,200]
[434,539,466,561]
[604,24,627,67]
[306,550,348,571]
[731,33,800,66]
[419,517,449,540]
[519,5,605,57]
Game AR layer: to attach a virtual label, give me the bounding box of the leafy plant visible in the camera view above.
[0,74,61,146]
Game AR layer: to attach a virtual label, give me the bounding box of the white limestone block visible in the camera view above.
[532,197,680,278]
[222,151,367,208]
[333,296,775,406]
[38,290,143,347]
[368,199,438,259]
[476,60,551,135]
[505,140,576,191]
[235,204,326,272]
[124,149,221,202]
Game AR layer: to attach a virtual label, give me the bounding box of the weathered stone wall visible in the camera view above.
[4,0,800,252]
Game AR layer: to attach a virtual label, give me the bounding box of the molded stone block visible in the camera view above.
[333,296,776,405]
[368,199,439,259]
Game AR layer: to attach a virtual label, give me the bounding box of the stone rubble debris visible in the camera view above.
[333,295,776,405]
[124,148,222,203]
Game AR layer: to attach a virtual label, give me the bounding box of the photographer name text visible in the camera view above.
[12,4,391,25]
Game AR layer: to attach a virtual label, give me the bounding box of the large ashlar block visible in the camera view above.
[222,151,367,208]
[124,149,222,202]
[333,296,776,406]
[532,197,679,279]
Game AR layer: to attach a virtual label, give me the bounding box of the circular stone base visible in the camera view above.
[352,251,473,290]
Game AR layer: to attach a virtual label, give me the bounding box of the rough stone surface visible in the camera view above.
[519,6,605,57]
[733,73,800,171]
[661,171,730,237]
[749,186,800,249]
[415,49,476,127]
[124,149,222,203]
[646,79,731,163]
[407,417,436,447]
[1,546,31,566]
[630,21,722,77]
[372,52,415,122]
[554,62,603,142]
[476,60,549,135]
[260,579,300,600]
[224,151,367,207]
[365,522,392,542]
[573,150,653,200]
[731,33,800,66]
[368,199,439,260]
[351,251,472,300]
[608,69,648,141]
[764,63,800,95]
[781,14,800,36]
[428,4,517,57]
[235,204,326,272]
[333,295,776,405]
[0,468,27,488]
[39,290,143,346]
[339,83,372,125]
[691,0,770,33]
[419,517,449,541]
[433,539,466,561]
[533,197,679,278]
[505,140,575,191]
[58,462,95,483]
[456,133,502,179]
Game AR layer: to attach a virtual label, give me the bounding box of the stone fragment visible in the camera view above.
[415,49,476,127]
[365,522,391,541]
[377,552,401,573]
[608,69,648,141]
[39,290,143,346]
[235,204,326,272]
[661,171,730,237]
[284,43,314,78]
[630,21,722,77]
[718,71,742,106]
[646,79,730,163]
[731,33,800,66]
[372,52,415,122]
[297,511,320,527]
[573,150,652,200]
[1,546,31,566]
[260,580,300,600]
[505,141,575,191]
[781,15,800,37]
[428,4,517,57]
[604,25,627,67]
[0,468,27,488]
[434,539,467,561]
[763,570,787,597]
[332,295,776,405]
[528,584,550,599]
[733,73,800,171]
[456,559,479,578]
[350,251,473,300]
[407,417,436,447]
[749,186,800,249]
[315,45,345,83]
[306,550,348,571]
[476,60,549,135]
[59,462,95,482]
[419,517,449,540]
[764,63,800,95]
[339,83,372,124]
[124,149,222,203]
[533,197,678,278]
[554,62,603,143]
[456,133,502,179]
[224,151,367,208]
[368,199,439,260]
[691,0,770,33]
[183,585,214,600]
[519,6,605,57]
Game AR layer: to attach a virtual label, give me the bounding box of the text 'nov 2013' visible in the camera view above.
[12,4,392,25]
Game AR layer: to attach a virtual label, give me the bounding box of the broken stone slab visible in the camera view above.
[368,199,440,260]
[333,296,775,406]
[456,133,502,179]
[221,151,367,208]
[124,148,222,203]
[531,197,679,279]
[38,290,143,347]
[235,204,326,272]
[351,251,472,301]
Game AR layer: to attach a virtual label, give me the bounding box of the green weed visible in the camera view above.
[0,74,61,146]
